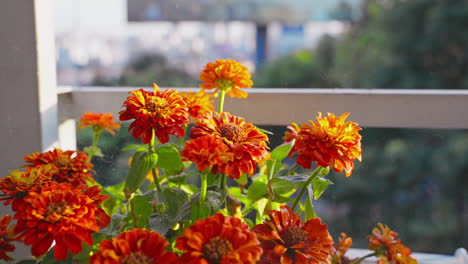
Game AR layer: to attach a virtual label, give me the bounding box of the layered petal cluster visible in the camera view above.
[186,112,269,179]
[90,228,179,264]
[78,111,121,136]
[24,148,95,185]
[181,136,234,172]
[284,112,362,177]
[199,59,253,98]
[119,85,189,143]
[0,215,16,261]
[180,89,214,119]
[13,182,109,260]
[176,213,262,264]
[253,206,333,264]
[0,165,56,205]
[368,224,417,264]
[330,233,356,264]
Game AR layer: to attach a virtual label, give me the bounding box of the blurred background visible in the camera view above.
[53,0,468,254]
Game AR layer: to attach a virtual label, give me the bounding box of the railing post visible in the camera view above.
[0,0,58,259]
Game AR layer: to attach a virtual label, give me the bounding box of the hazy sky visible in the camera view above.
[53,0,127,33]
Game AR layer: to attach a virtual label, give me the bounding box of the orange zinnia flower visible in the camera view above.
[189,112,269,179]
[119,84,189,144]
[23,148,95,185]
[0,165,56,206]
[180,89,214,119]
[13,182,109,260]
[253,206,334,264]
[78,111,121,136]
[182,136,234,172]
[0,215,16,261]
[90,228,179,264]
[199,59,253,98]
[330,233,356,264]
[368,224,417,264]
[284,112,362,177]
[176,213,262,264]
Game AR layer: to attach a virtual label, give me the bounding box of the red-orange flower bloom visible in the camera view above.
[0,215,16,261]
[182,136,234,172]
[330,233,356,264]
[13,182,109,260]
[78,111,121,136]
[253,206,334,264]
[189,112,269,179]
[119,84,189,143]
[0,165,56,206]
[284,112,362,177]
[23,148,95,185]
[368,224,417,264]
[199,59,253,98]
[176,213,262,264]
[90,228,179,264]
[180,89,214,119]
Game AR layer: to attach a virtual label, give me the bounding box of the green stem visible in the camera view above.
[200,172,208,201]
[291,166,324,212]
[350,252,378,264]
[218,89,226,112]
[88,128,102,161]
[220,174,227,193]
[148,129,162,191]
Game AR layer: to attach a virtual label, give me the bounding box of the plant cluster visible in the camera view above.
[0,59,417,264]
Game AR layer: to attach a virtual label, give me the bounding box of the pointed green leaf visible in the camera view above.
[131,195,153,228]
[246,181,268,202]
[311,176,333,200]
[271,140,295,161]
[305,185,317,219]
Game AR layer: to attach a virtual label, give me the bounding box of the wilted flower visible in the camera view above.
[0,215,16,261]
[13,182,109,260]
[369,224,417,264]
[284,112,362,177]
[23,148,95,185]
[253,206,333,264]
[189,112,269,179]
[119,84,189,143]
[90,228,179,264]
[176,213,262,264]
[78,111,121,136]
[199,59,253,98]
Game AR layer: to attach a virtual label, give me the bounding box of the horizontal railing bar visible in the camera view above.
[58,86,468,129]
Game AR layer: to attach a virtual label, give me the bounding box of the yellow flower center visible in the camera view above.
[145,96,168,113]
[202,236,233,264]
[122,252,153,264]
[281,226,308,247]
[54,156,71,168]
[219,124,246,143]
[45,202,71,222]
[215,79,234,92]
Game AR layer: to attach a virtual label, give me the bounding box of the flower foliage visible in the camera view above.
[284,112,362,177]
[78,111,121,136]
[0,215,16,261]
[187,111,269,179]
[13,182,109,260]
[253,206,334,264]
[23,148,95,185]
[176,213,262,264]
[119,84,189,143]
[90,228,179,263]
[199,59,253,98]
[369,224,417,264]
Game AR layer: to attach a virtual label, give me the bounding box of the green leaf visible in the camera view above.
[277,174,310,183]
[270,178,297,195]
[246,181,268,202]
[124,152,158,197]
[266,159,282,179]
[255,198,269,223]
[190,190,224,222]
[122,144,146,151]
[271,140,295,161]
[305,185,317,219]
[131,195,153,228]
[235,173,248,186]
[155,146,184,173]
[311,176,333,200]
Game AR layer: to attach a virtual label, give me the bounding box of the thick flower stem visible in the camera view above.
[291,166,324,212]
[220,174,227,193]
[350,252,378,264]
[200,173,208,201]
[218,89,226,112]
[87,128,102,161]
[149,129,162,192]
